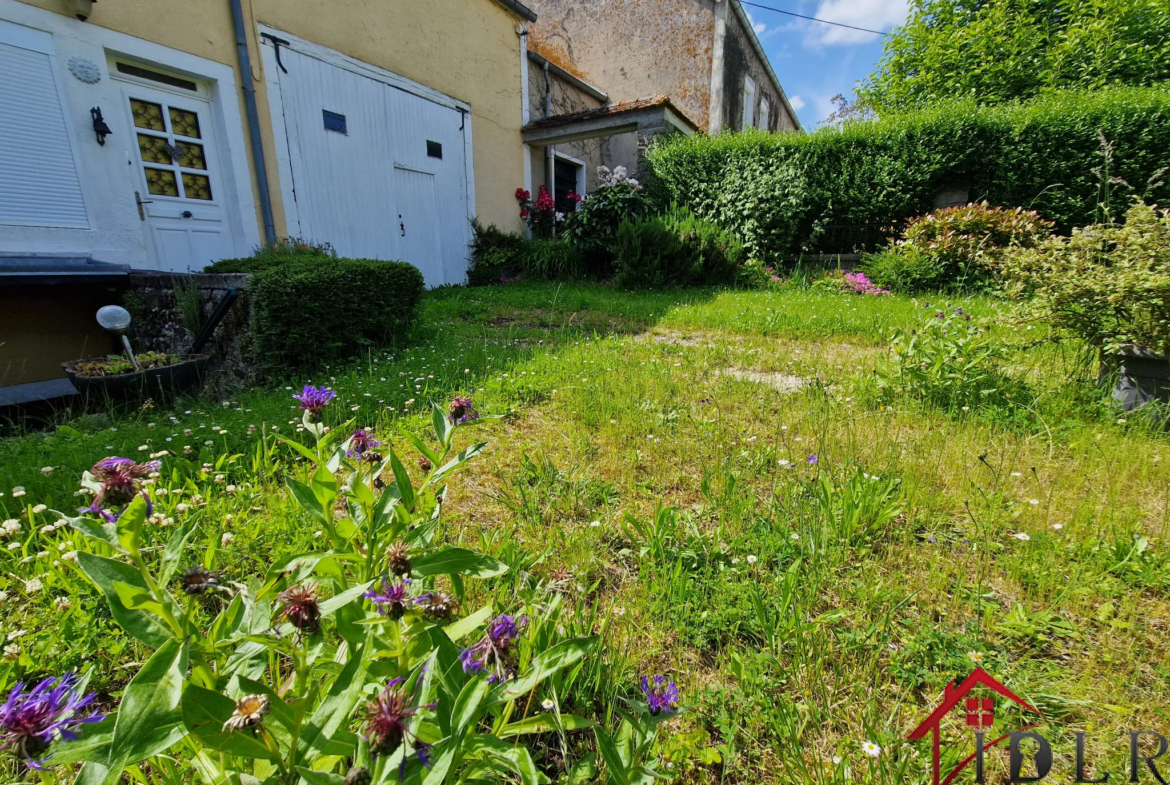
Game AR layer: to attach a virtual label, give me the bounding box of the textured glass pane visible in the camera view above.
[169,107,202,139]
[137,134,170,164]
[145,167,179,197]
[177,142,207,170]
[131,99,166,132]
[182,173,213,200]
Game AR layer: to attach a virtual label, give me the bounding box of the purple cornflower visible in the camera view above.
[807,454,819,465]
[362,678,435,773]
[346,429,382,462]
[84,457,159,512]
[460,614,527,682]
[0,674,104,769]
[640,675,680,716]
[448,395,478,425]
[364,578,412,619]
[293,385,336,415]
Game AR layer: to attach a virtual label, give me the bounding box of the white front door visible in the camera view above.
[118,82,230,272]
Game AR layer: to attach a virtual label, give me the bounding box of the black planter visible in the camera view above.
[62,355,211,400]
[1099,346,1170,411]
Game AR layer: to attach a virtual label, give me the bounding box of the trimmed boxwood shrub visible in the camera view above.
[647,86,1170,263]
[250,258,424,376]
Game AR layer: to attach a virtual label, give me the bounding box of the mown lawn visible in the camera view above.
[2,283,1168,783]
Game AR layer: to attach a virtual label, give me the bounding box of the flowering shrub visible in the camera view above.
[1000,202,1170,354]
[515,185,570,239]
[12,390,676,785]
[811,270,891,296]
[563,166,652,263]
[866,202,1053,292]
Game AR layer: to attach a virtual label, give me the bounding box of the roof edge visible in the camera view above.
[491,0,537,23]
[729,0,803,132]
[527,50,609,103]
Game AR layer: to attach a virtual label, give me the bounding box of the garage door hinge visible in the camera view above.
[260,32,291,73]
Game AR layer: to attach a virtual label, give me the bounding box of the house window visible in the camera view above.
[553,154,584,215]
[758,98,771,130]
[742,77,756,130]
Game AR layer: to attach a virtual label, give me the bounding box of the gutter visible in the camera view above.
[527,51,609,103]
[491,0,537,22]
[229,0,278,245]
[729,0,803,131]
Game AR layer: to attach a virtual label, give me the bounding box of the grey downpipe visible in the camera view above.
[229,0,277,246]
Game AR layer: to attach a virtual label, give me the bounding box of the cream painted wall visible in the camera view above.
[19,0,528,237]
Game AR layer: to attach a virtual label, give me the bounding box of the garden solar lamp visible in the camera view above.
[96,305,142,371]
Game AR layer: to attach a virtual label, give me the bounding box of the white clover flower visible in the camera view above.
[226,484,237,493]
[862,741,881,758]
[2,519,20,536]
[590,520,601,528]
[6,543,19,551]
[25,578,43,593]
[40,467,54,477]
[221,533,234,547]
[12,487,25,498]
[1052,523,1063,531]
[778,459,791,467]
[2,644,18,661]
[31,504,47,514]
[55,597,72,611]
[138,445,149,451]
[790,532,800,540]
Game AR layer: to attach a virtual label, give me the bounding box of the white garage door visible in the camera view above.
[262,32,473,287]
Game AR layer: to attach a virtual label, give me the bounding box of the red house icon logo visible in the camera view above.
[908,667,1044,785]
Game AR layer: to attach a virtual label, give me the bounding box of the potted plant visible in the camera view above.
[1001,202,1170,410]
[62,305,211,398]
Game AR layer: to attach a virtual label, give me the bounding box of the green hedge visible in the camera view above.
[646,86,1170,263]
[613,208,744,288]
[250,258,424,376]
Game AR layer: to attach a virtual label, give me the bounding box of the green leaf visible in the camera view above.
[72,758,127,785]
[403,430,441,468]
[77,552,172,648]
[429,443,487,487]
[466,734,539,785]
[111,638,188,763]
[452,678,491,739]
[48,716,115,765]
[444,605,492,642]
[113,496,149,555]
[112,581,167,617]
[66,515,124,552]
[287,477,329,524]
[297,768,345,785]
[159,518,198,587]
[182,684,279,760]
[499,636,597,700]
[412,548,508,579]
[500,714,593,738]
[275,433,322,464]
[432,402,453,449]
[594,726,628,785]
[421,744,456,785]
[566,753,599,785]
[298,647,369,762]
[318,580,375,618]
[388,448,415,511]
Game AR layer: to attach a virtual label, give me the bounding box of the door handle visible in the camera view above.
[182,210,193,219]
[134,191,153,221]
[399,214,405,237]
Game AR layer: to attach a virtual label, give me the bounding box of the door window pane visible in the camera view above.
[169,107,202,139]
[131,98,166,131]
[177,142,207,171]
[181,173,213,200]
[144,167,179,196]
[137,133,171,164]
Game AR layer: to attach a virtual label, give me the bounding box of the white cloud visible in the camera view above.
[745,9,767,35]
[788,95,806,110]
[804,0,909,47]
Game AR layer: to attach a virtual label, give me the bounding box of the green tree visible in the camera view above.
[857,0,1170,114]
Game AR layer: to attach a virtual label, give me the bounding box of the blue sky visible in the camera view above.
[743,0,910,128]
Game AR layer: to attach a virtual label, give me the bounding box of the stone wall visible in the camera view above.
[123,272,253,392]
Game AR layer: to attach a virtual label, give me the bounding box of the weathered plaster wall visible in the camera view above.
[722,8,798,132]
[12,0,527,239]
[526,0,716,131]
[525,59,640,195]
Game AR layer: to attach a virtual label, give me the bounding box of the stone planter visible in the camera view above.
[1099,346,1170,411]
[63,355,211,400]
